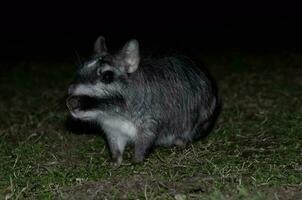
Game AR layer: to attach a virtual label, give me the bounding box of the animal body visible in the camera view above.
[66,36,220,166]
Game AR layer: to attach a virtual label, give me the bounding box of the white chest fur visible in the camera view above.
[99,115,138,140]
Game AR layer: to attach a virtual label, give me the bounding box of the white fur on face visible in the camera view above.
[86,60,98,68]
[72,84,100,97]
[100,64,112,73]
[71,83,121,98]
[70,109,100,121]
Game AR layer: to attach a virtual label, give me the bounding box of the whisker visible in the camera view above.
[73,48,82,66]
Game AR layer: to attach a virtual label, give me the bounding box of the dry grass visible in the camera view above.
[0,51,301,199]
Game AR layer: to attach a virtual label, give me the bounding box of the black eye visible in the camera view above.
[102,70,114,84]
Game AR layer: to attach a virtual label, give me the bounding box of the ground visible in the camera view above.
[0,51,301,199]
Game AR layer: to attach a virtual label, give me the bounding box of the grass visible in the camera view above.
[0,51,302,199]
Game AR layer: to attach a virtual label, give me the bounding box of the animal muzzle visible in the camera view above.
[66,95,103,112]
[66,96,81,112]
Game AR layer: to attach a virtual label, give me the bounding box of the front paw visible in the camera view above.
[110,156,123,168]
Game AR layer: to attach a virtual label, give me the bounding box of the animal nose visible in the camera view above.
[68,84,76,95]
[66,96,80,111]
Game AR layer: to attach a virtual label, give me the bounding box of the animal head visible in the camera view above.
[66,36,140,120]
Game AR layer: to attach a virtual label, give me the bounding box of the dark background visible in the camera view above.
[1,2,302,60]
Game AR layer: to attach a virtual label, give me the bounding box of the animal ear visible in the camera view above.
[94,36,107,55]
[120,39,140,73]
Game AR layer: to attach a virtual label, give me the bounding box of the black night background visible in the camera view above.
[0,3,301,199]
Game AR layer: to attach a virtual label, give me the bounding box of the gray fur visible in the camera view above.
[66,36,220,165]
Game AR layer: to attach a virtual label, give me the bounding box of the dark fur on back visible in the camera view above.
[113,55,220,142]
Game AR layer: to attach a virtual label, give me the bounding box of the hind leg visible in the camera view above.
[190,120,213,141]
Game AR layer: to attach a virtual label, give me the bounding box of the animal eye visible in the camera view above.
[102,70,114,84]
